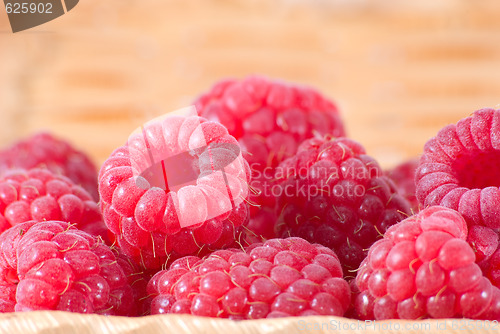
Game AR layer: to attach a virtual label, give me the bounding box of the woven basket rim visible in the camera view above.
[0,311,497,334]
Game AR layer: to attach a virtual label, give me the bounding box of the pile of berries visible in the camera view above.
[0,76,499,321]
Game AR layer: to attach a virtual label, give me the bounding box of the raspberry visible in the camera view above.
[115,251,152,316]
[273,136,411,274]
[416,108,500,229]
[478,232,500,291]
[386,158,419,212]
[148,237,351,319]
[354,206,500,320]
[0,221,135,315]
[468,225,499,264]
[99,114,251,271]
[194,76,345,240]
[0,168,109,242]
[0,133,98,200]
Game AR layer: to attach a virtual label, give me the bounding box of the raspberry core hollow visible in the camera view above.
[99,111,251,270]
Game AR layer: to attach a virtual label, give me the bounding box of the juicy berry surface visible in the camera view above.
[0,221,135,315]
[148,237,351,319]
[273,136,411,275]
[354,206,500,320]
[0,133,98,200]
[386,158,419,213]
[478,230,500,289]
[468,225,500,265]
[116,251,152,316]
[0,168,109,242]
[194,76,345,240]
[99,115,251,271]
[416,108,500,229]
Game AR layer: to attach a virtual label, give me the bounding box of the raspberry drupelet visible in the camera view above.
[0,132,99,200]
[0,168,109,242]
[194,76,345,241]
[0,221,136,315]
[99,114,251,271]
[354,206,500,320]
[148,237,351,319]
[273,136,411,275]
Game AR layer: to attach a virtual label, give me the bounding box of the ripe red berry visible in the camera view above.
[0,133,98,200]
[273,136,411,274]
[194,76,345,240]
[355,206,500,320]
[0,221,135,315]
[468,225,499,264]
[148,237,350,319]
[416,108,500,229]
[0,168,109,242]
[99,114,251,270]
[115,251,152,316]
[415,108,500,267]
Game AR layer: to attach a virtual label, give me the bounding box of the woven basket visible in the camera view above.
[1,0,500,332]
[2,312,499,334]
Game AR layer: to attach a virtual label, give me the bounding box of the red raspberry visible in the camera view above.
[0,221,135,315]
[99,114,251,271]
[416,108,500,229]
[148,237,351,319]
[115,251,152,316]
[0,133,98,200]
[273,136,411,274]
[194,76,345,240]
[354,206,500,320]
[386,158,419,213]
[0,168,109,242]
[478,231,500,292]
[416,108,500,265]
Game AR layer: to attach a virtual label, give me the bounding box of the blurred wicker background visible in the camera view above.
[1,0,500,170]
